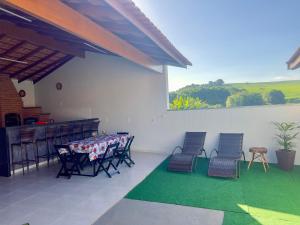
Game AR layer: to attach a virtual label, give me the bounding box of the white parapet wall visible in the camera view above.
[35,52,300,164]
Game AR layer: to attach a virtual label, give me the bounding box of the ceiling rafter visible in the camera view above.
[0,15,114,55]
[12,50,59,79]
[2,0,163,73]
[33,55,74,84]
[0,34,6,40]
[0,46,44,73]
[18,54,67,83]
[0,20,85,57]
[0,40,26,57]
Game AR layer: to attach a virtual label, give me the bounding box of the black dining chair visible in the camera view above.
[115,136,135,168]
[54,145,81,179]
[97,143,120,178]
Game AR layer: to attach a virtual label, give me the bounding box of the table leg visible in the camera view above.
[248,152,255,170]
[260,153,267,172]
[93,160,98,177]
[262,153,269,170]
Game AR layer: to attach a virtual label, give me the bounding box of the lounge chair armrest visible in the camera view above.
[209,148,218,158]
[241,150,246,161]
[201,148,208,158]
[172,146,183,155]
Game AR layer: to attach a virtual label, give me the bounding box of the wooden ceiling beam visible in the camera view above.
[0,40,26,57]
[12,51,59,79]
[0,20,85,57]
[33,55,74,84]
[0,34,6,40]
[0,15,76,39]
[2,0,163,73]
[18,54,67,83]
[0,46,44,73]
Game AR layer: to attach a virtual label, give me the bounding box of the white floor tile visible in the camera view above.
[0,152,165,225]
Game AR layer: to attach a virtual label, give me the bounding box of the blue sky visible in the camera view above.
[132,0,300,91]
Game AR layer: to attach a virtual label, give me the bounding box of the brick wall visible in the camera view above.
[22,107,42,118]
[0,74,23,127]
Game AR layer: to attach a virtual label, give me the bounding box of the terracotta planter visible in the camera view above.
[276,150,296,171]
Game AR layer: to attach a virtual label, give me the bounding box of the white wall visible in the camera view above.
[35,53,300,164]
[12,79,36,107]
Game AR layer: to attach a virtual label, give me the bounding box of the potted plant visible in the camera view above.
[273,122,300,171]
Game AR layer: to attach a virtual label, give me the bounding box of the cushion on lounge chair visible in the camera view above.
[208,157,238,178]
[167,154,195,173]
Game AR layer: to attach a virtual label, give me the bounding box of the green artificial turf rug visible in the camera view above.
[126,158,300,225]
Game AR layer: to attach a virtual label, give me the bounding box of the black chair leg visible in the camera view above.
[46,140,51,167]
[109,161,120,174]
[69,164,81,179]
[21,145,25,175]
[116,158,121,168]
[203,150,208,159]
[35,143,39,170]
[127,155,135,165]
[103,165,112,178]
[56,166,64,178]
[24,145,29,172]
[11,145,15,175]
[123,158,131,167]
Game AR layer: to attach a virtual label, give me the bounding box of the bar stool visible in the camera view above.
[82,121,99,138]
[37,126,58,166]
[90,121,100,135]
[71,124,83,141]
[60,124,72,144]
[82,122,90,138]
[11,128,38,175]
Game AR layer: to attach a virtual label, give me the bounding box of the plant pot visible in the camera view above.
[276,150,296,171]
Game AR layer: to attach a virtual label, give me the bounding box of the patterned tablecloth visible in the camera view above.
[68,134,128,161]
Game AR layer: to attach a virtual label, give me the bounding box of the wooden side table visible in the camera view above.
[248,147,269,172]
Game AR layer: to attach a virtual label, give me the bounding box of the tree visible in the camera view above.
[174,86,231,106]
[264,90,286,105]
[207,79,224,86]
[226,92,264,107]
[169,96,208,110]
[215,79,224,86]
[169,92,177,103]
[196,87,231,105]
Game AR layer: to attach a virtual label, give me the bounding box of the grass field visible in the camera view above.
[127,158,300,225]
[229,80,300,101]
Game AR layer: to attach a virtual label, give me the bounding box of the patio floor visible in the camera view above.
[127,158,300,225]
[0,152,165,225]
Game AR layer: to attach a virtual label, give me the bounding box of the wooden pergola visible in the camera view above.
[287,48,300,70]
[0,0,191,84]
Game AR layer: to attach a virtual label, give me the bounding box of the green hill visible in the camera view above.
[229,80,300,101]
[169,80,300,110]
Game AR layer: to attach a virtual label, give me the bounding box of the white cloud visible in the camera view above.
[272,75,300,81]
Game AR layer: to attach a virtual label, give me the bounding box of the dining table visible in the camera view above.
[67,133,129,176]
